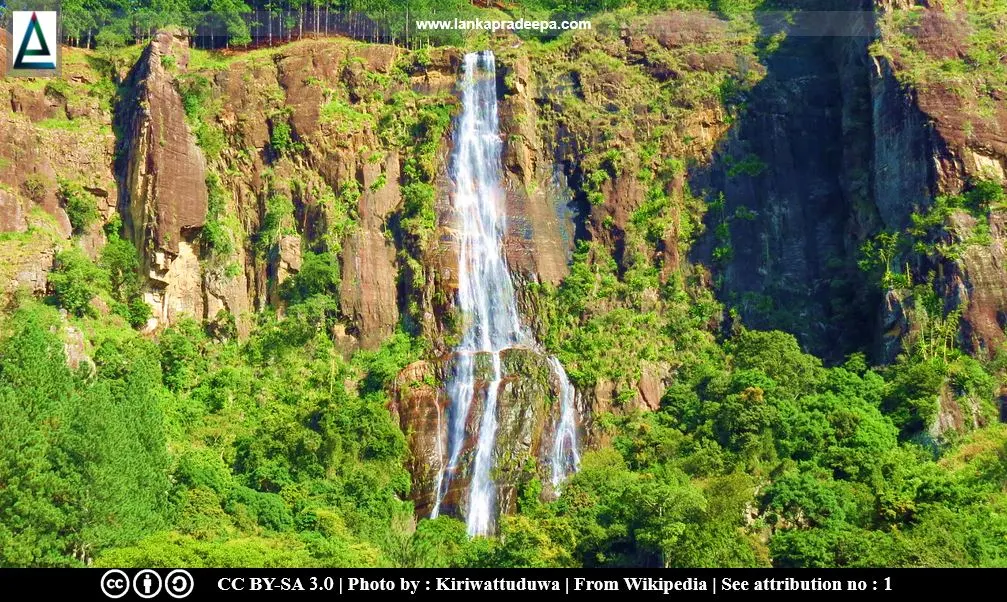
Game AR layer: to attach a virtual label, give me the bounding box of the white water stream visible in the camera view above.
[430,50,580,536]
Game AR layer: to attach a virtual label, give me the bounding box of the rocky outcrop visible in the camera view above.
[497,54,574,289]
[867,5,1007,360]
[10,86,66,122]
[118,30,208,255]
[0,30,7,78]
[391,360,444,516]
[339,154,401,349]
[270,41,405,349]
[0,35,120,300]
[870,58,936,229]
[0,98,114,240]
[0,189,27,233]
[116,29,209,326]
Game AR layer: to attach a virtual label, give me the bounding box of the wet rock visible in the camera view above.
[496,53,574,288]
[393,347,578,522]
[391,360,445,518]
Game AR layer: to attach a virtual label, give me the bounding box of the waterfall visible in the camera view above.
[430,50,580,536]
[548,357,581,492]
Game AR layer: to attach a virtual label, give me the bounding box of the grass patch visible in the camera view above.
[36,117,84,132]
[319,96,374,134]
[875,4,1007,123]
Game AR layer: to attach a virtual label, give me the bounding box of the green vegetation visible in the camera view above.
[269,116,303,158]
[319,96,373,135]
[377,86,456,328]
[875,2,1007,98]
[14,254,1007,567]
[255,192,296,258]
[50,0,777,50]
[58,180,101,234]
[860,180,1004,289]
[177,73,225,159]
[46,223,151,328]
[49,247,110,317]
[101,225,153,328]
[0,304,168,566]
[201,173,235,258]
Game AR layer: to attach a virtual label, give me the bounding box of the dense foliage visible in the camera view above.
[4,280,1007,567]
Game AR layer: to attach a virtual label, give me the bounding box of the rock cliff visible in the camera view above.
[116,29,210,327]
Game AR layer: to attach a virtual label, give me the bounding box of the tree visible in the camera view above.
[0,305,168,566]
[49,248,109,317]
[212,0,253,47]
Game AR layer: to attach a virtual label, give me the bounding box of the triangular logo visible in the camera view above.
[14,12,55,70]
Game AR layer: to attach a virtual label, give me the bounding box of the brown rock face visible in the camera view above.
[0,108,113,242]
[266,41,406,349]
[340,230,400,347]
[875,6,1007,358]
[118,29,208,257]
[0,30,7,78]
[943,212,1007,356]
[339,154,401,349]
[497,54,574,289]
[0,189,27,233]
[116,30,234,329]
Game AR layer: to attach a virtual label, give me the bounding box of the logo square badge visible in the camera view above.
[11,10,59,75]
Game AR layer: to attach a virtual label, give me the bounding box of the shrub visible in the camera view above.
[126,297,152,328]
[226,487,293,532]
[44,79,73,100]
[59,180,101,234]
[269,118,302,157]
[177,73,224,158]
[966,179,1006,212]
[280,251,340,304]
[101,234,151,329]
[49,248,108,316]
[200,173,234,257]
[22,173,49,203]
[255,193,295,256]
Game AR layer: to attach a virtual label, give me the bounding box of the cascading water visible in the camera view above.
[548,357,581,492]
[430,50,580,537]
